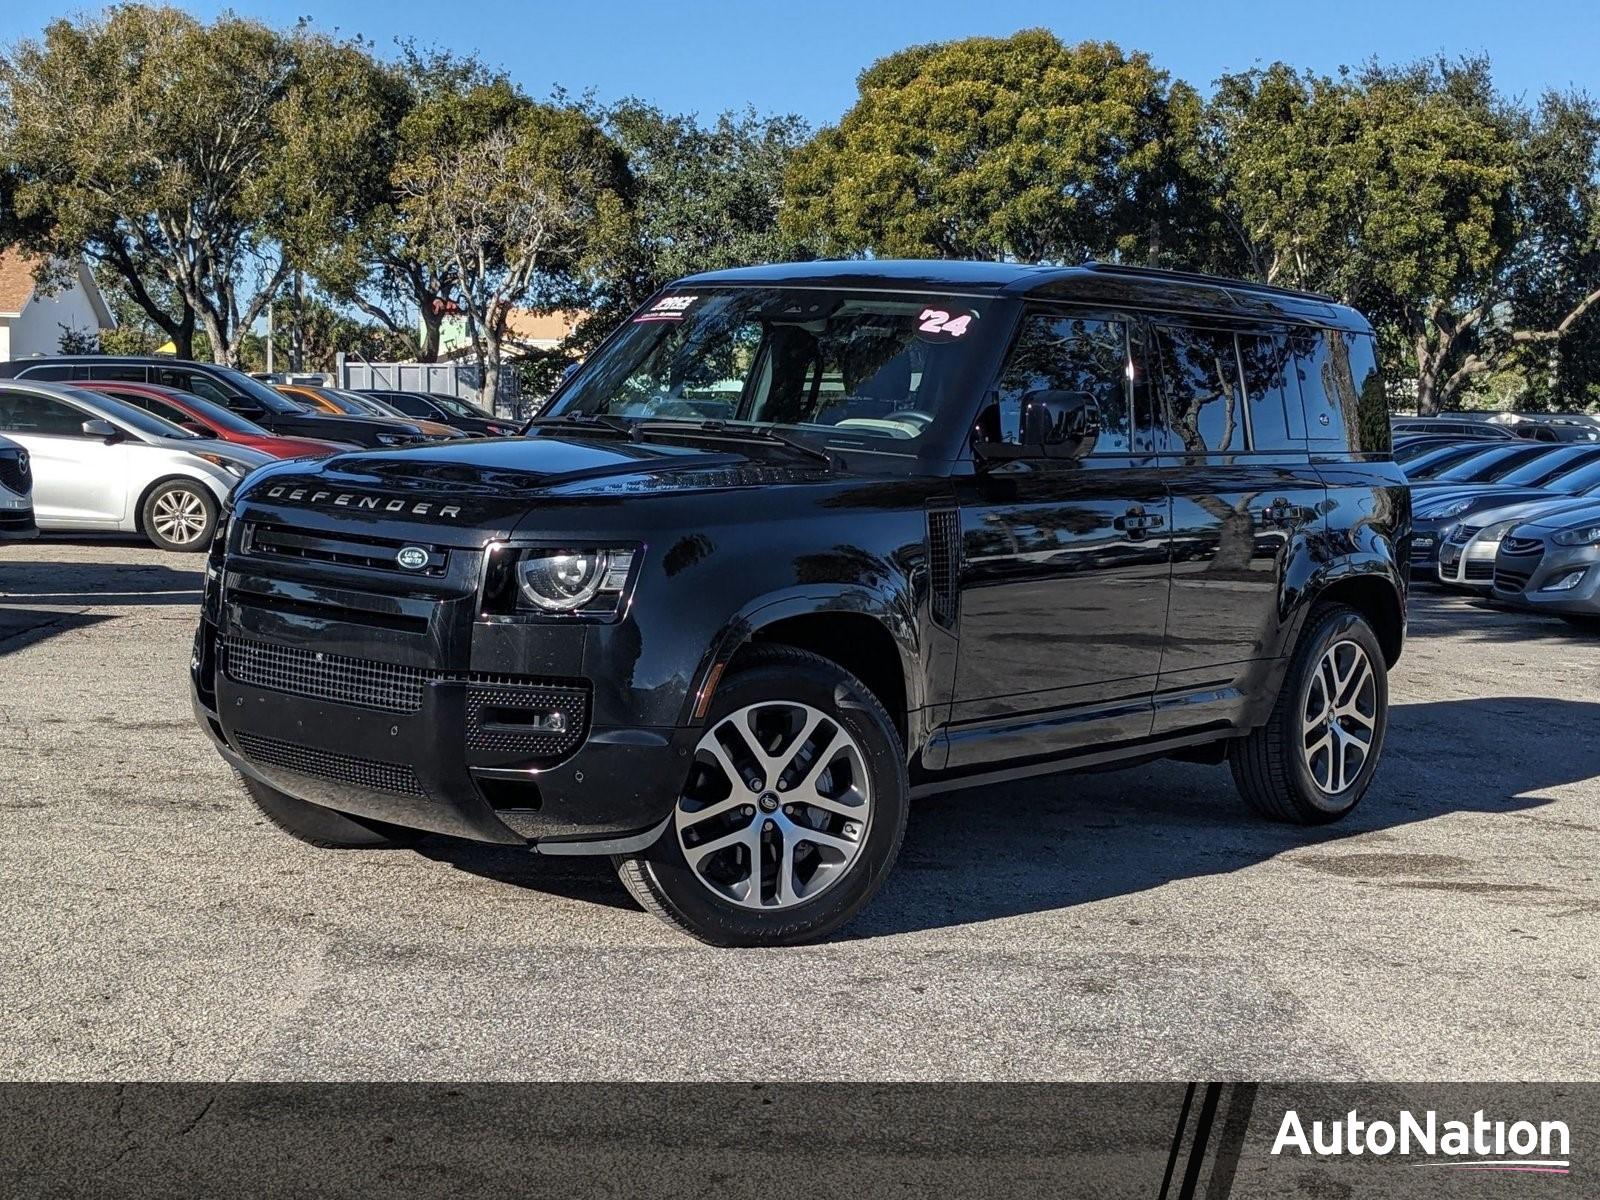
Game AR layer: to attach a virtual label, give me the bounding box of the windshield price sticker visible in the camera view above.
[916,305,977,340]
[635,294,699,323]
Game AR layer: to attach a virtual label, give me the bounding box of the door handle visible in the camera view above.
[1260,500,1306,527]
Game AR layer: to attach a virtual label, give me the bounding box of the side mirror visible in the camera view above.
[1020,389,1100,459]
[81,418,122,442]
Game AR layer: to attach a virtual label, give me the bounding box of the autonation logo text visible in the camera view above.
[1272,1109,1571,1175]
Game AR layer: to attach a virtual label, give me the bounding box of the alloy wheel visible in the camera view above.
[675,701,871,909]
[1302,639,1377,793]
[151,487,209,545]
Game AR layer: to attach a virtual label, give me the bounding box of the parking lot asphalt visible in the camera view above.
[2,537,1597,1082]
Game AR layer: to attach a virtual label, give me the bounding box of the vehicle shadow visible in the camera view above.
[416,694,1600,938]
[1408,583,1598,646]
[0,551,203,656]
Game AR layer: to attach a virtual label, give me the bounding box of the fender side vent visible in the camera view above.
[926,508,960,629]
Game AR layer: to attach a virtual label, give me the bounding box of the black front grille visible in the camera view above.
[242,521,449,577]
[0,450,29,495]
[465,681,589,758]
[225,637,427,713]
[1502,536,1543,556]
[233,731,425,796]
[1464,560,1494,582]
[1448,525,1482,545]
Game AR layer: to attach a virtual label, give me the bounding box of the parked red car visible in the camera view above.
[74,381,351,459]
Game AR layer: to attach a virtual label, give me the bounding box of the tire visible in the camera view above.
[141,478,217,552]
[237,771,417,849]
[1228,603,1389,824]
[614,645,908,947]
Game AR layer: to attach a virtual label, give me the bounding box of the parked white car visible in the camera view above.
[0,431,36,540]
[0,378,270,551]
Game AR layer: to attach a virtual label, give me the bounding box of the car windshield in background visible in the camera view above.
[72,388,203,440]
[548,288,993,450]
[430,394,489,419]
[211,366,305,414]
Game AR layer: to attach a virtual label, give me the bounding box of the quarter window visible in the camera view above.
[88,364,150,383]
[1154,326,1245,453]
[1236,334,1302,451]
[993,313,1132,453]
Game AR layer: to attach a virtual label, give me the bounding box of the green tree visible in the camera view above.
[0,5,398,364]
[782,30,1206,264]
[572,100,813,345]
[395,100,629,410]
[1208,58,1600,412]
[312,48,525,362]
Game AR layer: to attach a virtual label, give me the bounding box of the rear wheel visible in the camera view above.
[1228,604,1389,824]
[615,646,908,946]
[237,772,417,849]
[141,478,217,552]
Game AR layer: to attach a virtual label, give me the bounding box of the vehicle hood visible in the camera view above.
[250,435,349,459]
[292,410,424,436]
[232,432,832,538]
[1455,494,1600,531]
[151,435,273,469]
[1412,486,1544,520]
[1514,497,1600,535]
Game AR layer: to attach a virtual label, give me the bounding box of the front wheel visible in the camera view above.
[141,478,217,552]
[1229,603,1389,824]
[615,645,908,946]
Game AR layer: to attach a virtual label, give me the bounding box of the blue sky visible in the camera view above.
[4,0,1596,124]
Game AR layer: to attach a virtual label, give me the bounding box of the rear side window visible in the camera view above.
[1153,326,1246,453]
[17,364,75,381]
[994,312,1133,454]
[158,369,231,406]
[383,393,434,418]
[1236,333,1303,451]
[88,364,150,382]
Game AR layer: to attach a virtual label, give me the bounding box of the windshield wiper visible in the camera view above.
[527,412,639,439]
[638,419,833,468]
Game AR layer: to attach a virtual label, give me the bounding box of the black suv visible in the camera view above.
[191,261,1409,946]
[0,357,428,449]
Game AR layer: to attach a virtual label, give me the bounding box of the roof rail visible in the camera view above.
[1077,261,1337,304]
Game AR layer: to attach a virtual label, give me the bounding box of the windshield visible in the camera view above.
[429,394,488,419]
[160,390,269,436]
[67,387,203,440]
[548,288,992,451]
[211,365,305,414]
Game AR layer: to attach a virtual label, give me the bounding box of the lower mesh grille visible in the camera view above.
[234,731,425,796]
[225,638,426,713]
[1495,566,1535,592]
[465,683,589,758]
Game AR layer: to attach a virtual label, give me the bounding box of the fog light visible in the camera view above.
[1542,570,1588,592]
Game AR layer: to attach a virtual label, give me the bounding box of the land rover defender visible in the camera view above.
[191,261,1409,946]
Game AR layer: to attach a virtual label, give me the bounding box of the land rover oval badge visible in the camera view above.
[396,546,429,570]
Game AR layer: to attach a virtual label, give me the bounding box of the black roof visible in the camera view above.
[679,259,1367,332]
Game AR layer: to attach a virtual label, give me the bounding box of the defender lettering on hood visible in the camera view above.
[262,485,462,519]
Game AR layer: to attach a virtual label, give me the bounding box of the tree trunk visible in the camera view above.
[417,307,442,363]
[480,327,502,414]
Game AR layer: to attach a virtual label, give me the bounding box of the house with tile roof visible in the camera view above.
[0,249,116,361]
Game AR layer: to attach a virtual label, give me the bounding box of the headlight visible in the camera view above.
[481,545,637,617]
[374,433,408,446]
[1553,524,1600,547]
[1432,499,1475,518]
[196,452,247,478]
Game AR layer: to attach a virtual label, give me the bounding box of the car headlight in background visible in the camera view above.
[480,545,638,618]
[1432,498,1475,518]
[1472,520,1519,551]
[374,433,409,446]
[1553,524,1600,547]
[195,452,248,478]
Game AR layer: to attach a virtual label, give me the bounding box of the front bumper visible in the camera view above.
[193,619,694,848]
[1490,540,1600,616]
[1435,537,1496,590]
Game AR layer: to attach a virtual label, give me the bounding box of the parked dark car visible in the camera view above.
[357,388,522,437]
[0,357,430,449]
[1392,417,1518,440]
[0,432,37,540]
[191,260,1409,946]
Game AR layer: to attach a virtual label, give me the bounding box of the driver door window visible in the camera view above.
[0,390,91,436]
[991,314,1132,453]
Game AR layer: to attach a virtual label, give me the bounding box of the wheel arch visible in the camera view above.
[1305,570,1406,667]
[687,585,922,753]
[132,470,226,535]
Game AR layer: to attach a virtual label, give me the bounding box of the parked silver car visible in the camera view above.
[1435,493,1600,590]
[0,432,37,541]
[1491,499,1600,629]
[0,378,270,551]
